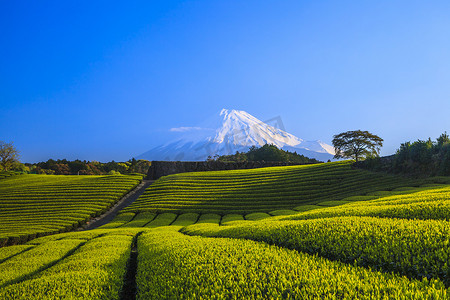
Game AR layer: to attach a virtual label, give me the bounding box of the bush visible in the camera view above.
[107,170,121,175]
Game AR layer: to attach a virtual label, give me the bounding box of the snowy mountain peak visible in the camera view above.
[213,108,302,149]
[138,109,335,161]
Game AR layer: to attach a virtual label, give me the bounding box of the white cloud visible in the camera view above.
[169,126,204,132]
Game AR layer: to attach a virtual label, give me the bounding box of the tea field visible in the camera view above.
[123,161,431,214]
[0,174,142,246]
[0,162,449,299]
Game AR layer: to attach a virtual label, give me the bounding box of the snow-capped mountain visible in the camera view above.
[138,109,335,161]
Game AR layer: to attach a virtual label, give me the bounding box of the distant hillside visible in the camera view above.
[212,144,322,164]
[124,161,424,214]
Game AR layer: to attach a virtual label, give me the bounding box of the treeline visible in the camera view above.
[208,144,322,164]
[23,158,151,175]
[359,132,450,176]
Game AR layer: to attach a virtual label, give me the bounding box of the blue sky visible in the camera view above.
[1,1,450,162]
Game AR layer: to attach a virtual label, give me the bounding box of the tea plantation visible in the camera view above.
[123,161,429,214]
[0,161,449,299]
[0,174,142,246]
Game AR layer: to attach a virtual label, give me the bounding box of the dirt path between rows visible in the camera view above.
[80,180,154,230]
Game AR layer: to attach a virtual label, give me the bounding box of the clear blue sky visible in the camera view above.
[2,1,450,162]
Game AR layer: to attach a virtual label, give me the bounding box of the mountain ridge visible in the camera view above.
[138,109,335,161]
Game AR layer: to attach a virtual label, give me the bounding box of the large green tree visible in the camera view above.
[0,141,20,171]
[332,130,383,162]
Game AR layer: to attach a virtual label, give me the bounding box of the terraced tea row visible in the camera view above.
[97,181,450,231]
[0,174,142,246]
[97,212,233,229]
[138,229,447,299]
[1,228,447,299]
[124,161,428,214]
[0,229,139,299]
[2,161,449,298]
[183,216,450,285]
[94,210,310,229]
[284,184,450,221]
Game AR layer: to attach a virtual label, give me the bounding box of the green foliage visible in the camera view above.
[244,212,271,220]
[107,170,121,175]
[317,200,351,206]
[0,233,134,299]
[0,174,142,245]
[283,184,450,221]
[220,214,245,225]
[1,148,449,298]
[0,141,20,172]
[27,158,151,175]
[292,204,322,212]
[137,230,447,299]
[268,209,298,216]
[144,213,177,228]
[121,212,156,228]
[97,213,136,229]
[0,245,33,263]
[332,130,383,161]
[215,144,321,164]
[124,161,423,214]
[171,213,199,227]
[196,213,221,224]
[183,216,450,285]
[393,134,450,175]
[0,239,83,286]
[360,132,450,176]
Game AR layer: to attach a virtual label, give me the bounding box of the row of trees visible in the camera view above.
[11,128,449,176]
[28,158,151,175]
[361,133,450,175]
[0,141,151,175]
[208,144,322,164]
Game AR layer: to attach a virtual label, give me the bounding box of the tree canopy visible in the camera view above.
[0,141,20,171]
[209,144,321,164]
[28,158,151,175]
[356,132,450,176]
[332,130,383,162]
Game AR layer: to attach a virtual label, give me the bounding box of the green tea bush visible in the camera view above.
[244,212,271,220]
[0,239,83,286]
[0,174,141,245]
[121,212,156,228]
[285,186,450,221]
[220,214,244,224]
[137,230,448,299]
[196,213,221,224]
[144,213,177,227]
[183,216,450,284]
[124,161,425,214]
[0,234,133,299]
[269,209,298,216]
[171,213,199,227]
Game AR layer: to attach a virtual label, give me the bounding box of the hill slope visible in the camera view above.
[124,161,427,214]
[1,162,449,298]
[0,174,142,246]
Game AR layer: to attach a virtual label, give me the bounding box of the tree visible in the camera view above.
[437,132,450,147]
[332,130,383,162]
[0,141,20,171]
